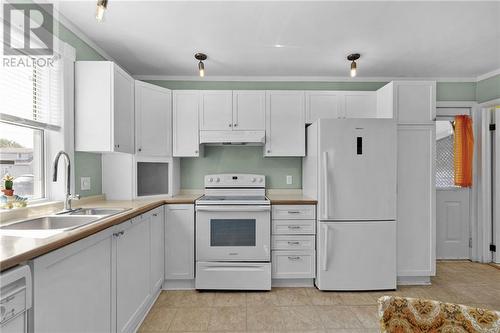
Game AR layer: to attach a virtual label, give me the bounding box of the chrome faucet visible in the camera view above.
[52,151,79,211]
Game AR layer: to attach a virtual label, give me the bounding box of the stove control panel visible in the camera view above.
[204,174,265,187]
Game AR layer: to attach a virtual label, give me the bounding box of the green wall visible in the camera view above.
[476,74,500,103]
[54,21,104,197]
[436,82,476,101]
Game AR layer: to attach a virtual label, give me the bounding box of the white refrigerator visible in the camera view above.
[303,118,397,290]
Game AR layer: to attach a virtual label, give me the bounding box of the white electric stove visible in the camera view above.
[195,174,271,290]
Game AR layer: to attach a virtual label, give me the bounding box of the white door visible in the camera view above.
[150,207,165,292]
[319,119,397,220]
[343,92,377,118]
[135,81,172,156]
[305,91,341,123]
[116,217,151,333]
[165,204,195,279]
[233,90,265,130]
[199,91,233,130]
[436,190,470,259]
[113,65,134,153]
[265,91,305,157]
[316,221,396,290]
[173,90,200,157]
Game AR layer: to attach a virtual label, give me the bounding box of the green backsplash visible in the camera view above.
[180,146,301,189]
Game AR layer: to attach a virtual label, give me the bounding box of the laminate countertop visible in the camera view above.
[0,195,200,272]
[266,194,318,205]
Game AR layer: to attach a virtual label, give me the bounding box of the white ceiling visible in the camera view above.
[55,1,500,79]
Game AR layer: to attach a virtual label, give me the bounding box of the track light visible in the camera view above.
[96,0,108,22]
[195,53,207,77]
[347,53,360,78]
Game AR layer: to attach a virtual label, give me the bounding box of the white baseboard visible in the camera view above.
[163,279,196,290]
[133,287,162,333]
[272,278,315,287]
[397,276,431,285]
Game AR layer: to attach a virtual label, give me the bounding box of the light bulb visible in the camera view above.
[350,61,357,77]
[96,0,108,22]
[198,61,205,77]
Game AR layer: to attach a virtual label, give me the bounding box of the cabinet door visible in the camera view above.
[135,81,172,156]
[343,91,377,118]
[397,125,436,277]
[150,207,165,292]
[113,65,135,153]
[265,91,305,157]
[173,90,200,157]
[165,204,195,279]
[233,91,265,130]
[116,216,151,333]
[199,91,233,130]
[33,229,114,333]
[394,81,436,124]
[305,91,341,123]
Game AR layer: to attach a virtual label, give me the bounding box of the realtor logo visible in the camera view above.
[3,3,54,56]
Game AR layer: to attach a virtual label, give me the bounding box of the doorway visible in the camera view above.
[435,109,472,259]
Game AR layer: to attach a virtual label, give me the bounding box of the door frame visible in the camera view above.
[436,101,477,260]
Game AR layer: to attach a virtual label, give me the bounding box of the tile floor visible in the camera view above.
[139,261,500,332]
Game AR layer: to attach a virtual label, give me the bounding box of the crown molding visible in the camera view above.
[133,75,477,83]
[476,68,500,82]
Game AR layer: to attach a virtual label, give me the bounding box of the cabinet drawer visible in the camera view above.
[272,250,315,279]
[272,220,315,235]
[272,205,316,220]
[272,235,315,250]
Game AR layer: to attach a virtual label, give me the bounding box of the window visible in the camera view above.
[436,120,457,188]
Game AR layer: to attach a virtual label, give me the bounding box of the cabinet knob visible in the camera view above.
[138,148,142,152]
[153,213,158,217]
[234,123,238,127]
[195,150,198,154]
[267,150,271,153]
[229,124,232,127]
[117,144,120,148]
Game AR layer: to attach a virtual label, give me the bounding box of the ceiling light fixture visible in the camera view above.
[195,53,207,77]
[347,53,360,78]
[96,0,108,22]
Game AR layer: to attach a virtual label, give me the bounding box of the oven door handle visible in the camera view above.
[196,206,271,212]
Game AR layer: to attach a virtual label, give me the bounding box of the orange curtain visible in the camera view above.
[454,115,474,187]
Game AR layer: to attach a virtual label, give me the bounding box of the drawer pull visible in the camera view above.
[288,256,301,261]
[287,241,300,245]
[287,225,301,229]
[287,211,301,214]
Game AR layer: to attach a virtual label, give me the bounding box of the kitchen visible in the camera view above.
[1,1,500,333]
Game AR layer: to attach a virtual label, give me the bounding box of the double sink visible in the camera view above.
[0,208,131,236]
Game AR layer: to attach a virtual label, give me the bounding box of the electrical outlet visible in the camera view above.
[80,177,91,191]
[286,175,293,185]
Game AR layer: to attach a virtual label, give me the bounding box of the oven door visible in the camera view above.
[196,205,271,261]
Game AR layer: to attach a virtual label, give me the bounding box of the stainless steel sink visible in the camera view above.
[0,215,104,231]
[66,207,130,216]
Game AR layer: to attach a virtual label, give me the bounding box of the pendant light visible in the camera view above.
[195,53,207,77]
[347,53,360,78]
[96,0,108,22]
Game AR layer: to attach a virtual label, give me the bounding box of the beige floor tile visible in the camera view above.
[316,306,363,329]
[169,307,211,331]
[208,306,246,331]
[213,292,247,307]
[349,306,378,329]
[246,306,285,331]
[325,329,379,333]
[279,306,324,331]
[338,293,376,306]
[160,290,215,308]
[139,306,177,332]
[306,289,343,306]
[246,291,279,306]
[274,287,312,306]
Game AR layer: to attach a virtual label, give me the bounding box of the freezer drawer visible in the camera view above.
[316,220,396,290]
[195,262,271,290]
[272,250,315,279]
[272,205,316,220]
[272,235,315,250]
[272,219,315,235]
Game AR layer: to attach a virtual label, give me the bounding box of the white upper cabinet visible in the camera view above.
[305,91,341,123]
[265,91,305,157]
[232,91,266,130]
[75,61,134,153]
[343,91,378,118]
[173,90,200,157]
[377,81,436,124]
[135,81,172,157]
[199,90,233,130]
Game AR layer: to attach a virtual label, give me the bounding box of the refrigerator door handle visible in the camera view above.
[322,151,329,219]
[321,224,329,271]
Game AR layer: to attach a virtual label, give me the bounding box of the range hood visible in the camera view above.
[200,130,265,145]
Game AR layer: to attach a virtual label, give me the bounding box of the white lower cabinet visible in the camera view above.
[31,206,166,333]
[32,228,115,333]
[165,204,195,280]
[272,250,315,279]
[116,216,151,333]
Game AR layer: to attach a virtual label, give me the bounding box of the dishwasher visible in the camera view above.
[0,265,32,333]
